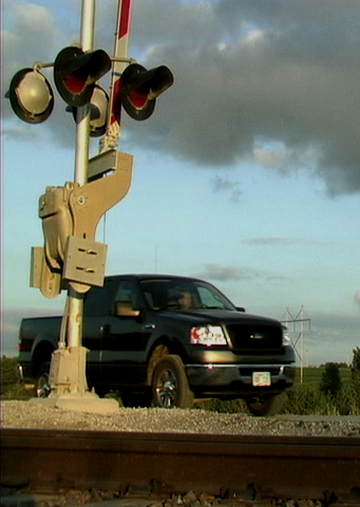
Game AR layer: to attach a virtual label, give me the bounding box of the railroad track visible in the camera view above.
[1,428,360,504]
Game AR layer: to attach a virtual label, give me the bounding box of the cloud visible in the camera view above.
[128,0,360,196]
[3,125,43,142]
[245,237,303,246]
[265,275,291,282]
[282,310,360,365]
[1,306,63,356]
[310,310,360,333]
[2,2,60,121]
[199,264,254,282]
[4,0,360,195]
[197,263,290,283]
[242,237,338,247]
[354,290,360,308]
[211,175,242,202]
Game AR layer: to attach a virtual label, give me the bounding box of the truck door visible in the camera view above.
[100,279,148,387]
[83,278,119,390]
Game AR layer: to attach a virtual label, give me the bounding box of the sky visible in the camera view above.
[1,0,360,365]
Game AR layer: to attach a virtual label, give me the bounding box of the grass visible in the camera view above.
[2,357,359,415]
[1,357,33,400]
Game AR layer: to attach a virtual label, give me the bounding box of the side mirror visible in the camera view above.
[236,306,246,312]
[115,301,140,318]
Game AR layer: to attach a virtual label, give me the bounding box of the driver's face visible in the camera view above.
[180,291,192,308]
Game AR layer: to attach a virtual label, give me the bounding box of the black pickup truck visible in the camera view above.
[18,274,296,415]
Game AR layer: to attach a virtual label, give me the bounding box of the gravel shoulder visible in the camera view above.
[2,400,360,437]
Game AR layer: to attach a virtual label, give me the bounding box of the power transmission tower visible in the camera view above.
[281,306,311,384]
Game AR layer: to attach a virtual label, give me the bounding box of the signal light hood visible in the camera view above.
[121,63,174,121]
[54,46,111,108]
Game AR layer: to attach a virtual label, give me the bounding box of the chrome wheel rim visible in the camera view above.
[36,373,51,398]
[156,369,178,407]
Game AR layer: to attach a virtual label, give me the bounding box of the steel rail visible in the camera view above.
[1,429,360,502]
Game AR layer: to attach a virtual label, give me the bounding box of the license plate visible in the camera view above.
[252,371,271,386]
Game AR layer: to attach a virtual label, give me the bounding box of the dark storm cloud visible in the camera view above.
[128,0,360,195]
[4,0,360,195]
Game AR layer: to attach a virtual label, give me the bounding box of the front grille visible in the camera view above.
[226,324,283,352]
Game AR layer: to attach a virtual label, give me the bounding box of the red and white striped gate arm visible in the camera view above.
[105,0,132,148]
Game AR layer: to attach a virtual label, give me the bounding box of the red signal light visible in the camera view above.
[120,63,173,121]
[54,46,111,108]
[129,90,148,109]
[65,75,87,94]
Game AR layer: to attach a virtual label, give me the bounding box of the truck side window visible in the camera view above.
[115,280,140,310]
[197,286,227,309]
[84,279,119,317]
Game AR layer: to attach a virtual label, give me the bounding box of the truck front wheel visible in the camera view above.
[35,361,51,398]
[151,355,194,409]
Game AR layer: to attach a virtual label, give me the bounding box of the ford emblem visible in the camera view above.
[250,333,265,340]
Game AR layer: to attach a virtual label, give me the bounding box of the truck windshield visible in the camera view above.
[140,278,236,311]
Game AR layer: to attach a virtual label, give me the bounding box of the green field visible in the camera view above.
[294,366,352,386]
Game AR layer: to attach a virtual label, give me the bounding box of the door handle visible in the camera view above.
[144,323,156,330]
[100,324,111,335]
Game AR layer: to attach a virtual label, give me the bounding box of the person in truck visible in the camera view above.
[179,290,193,309]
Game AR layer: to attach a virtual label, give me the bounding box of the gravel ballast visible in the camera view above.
[2,400,360,437]
[2,401,360,507]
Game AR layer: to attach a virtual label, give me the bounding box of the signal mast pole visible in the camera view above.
[66,0,94,351]
[53,0,134,403]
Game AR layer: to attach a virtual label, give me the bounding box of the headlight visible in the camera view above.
[282,333,292,346]
[190,325,227,346]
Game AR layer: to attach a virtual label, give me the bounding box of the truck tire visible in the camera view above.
[246,392,287,416]
[151,354,194,409]
[35,361,51,398]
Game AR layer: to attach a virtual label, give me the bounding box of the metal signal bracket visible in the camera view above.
[69,150,133,242]
[67,150,133,292]
[34,150,133,297]
[63,236,108,289]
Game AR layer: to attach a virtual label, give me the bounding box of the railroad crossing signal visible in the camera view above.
[6,50,174,128]
[6,0,174,404]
